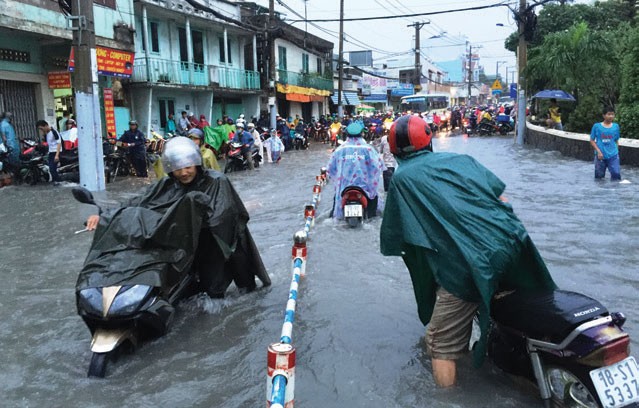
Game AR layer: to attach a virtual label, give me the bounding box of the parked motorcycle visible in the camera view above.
[224,142,261,173]
[341,186,369,228]
[486,289,638,408]
[72,186,208,377]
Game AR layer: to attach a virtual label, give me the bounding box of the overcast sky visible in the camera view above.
[252,0,594,79]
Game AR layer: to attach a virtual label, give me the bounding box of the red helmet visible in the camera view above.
[388,115,432,156]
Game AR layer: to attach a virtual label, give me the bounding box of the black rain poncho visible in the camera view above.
[77,169,270,294]
[380,150,556,365]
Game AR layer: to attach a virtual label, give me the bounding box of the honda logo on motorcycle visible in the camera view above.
[573,306,600,317]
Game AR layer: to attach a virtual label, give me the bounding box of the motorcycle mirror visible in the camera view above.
[72,187,96,206]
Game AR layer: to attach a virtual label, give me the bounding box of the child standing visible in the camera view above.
[589,106,621,180]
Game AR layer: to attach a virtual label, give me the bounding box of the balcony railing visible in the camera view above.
[132,57,260,90]
[277,70,333,92]
[210,66,261,90]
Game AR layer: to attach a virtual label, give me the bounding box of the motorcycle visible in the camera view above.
[293,132,308,150]
[478,118,498,136]
[224,142,261,173]
[341,186,369,228]
[56,147,80,182]
[72,186,209,377]
[329,127,341,147]
[486,289,638,408]
[496,114,515,135]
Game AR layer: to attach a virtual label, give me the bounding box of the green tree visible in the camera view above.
[526,22,620,132]
[618,27,639,138]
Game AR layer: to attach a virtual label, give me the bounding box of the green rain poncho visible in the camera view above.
[380,150,556,365]
[204,125,228,152]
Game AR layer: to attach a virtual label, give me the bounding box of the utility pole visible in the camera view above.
[72,0,105,191]
[515,0,528,145]
[268,0,277,131]
[467,42,473,105]
[337,0,344,117]
[407,21,428,93]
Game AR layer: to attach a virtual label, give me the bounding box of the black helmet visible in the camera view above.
[129,120,138,126]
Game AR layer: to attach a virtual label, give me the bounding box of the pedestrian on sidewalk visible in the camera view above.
[1,112,20,166]
[589,106,621,180]
[545,98,563,130]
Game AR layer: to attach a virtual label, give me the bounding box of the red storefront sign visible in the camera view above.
[96,46,134,77]
[103,88,117,137]
[48,71,72,89]
[68,46,134,78]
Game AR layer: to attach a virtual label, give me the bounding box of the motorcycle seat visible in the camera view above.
[491,289,608,343]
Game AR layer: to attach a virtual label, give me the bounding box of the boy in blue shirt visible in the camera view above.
[589,106,621,180]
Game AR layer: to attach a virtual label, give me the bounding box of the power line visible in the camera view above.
[289,3,511,23]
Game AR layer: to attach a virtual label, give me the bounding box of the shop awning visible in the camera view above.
[331,91,362,106]
[286,93,312,103]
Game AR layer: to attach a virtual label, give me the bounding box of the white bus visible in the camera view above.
[400,93,451,115]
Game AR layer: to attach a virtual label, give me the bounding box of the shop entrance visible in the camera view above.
[0,79,38,140]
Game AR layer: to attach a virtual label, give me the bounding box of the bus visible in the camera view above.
[400,93,451,115]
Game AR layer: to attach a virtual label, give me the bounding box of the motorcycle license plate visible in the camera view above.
[589,356,639,407]
[344,204,363,218]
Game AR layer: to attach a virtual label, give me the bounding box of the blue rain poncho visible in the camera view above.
[327,137,385,219]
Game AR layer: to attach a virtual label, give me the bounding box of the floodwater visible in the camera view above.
[0,134,637,408]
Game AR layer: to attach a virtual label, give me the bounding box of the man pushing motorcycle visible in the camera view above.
[380,115,555,387]
[86,136,270,297]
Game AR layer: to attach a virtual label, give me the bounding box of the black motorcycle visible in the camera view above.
[487,290,638,408]
[73,187,209,377]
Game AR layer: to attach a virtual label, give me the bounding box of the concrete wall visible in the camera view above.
[274,38,325,74]
[2,0,134,47]
[526,122,639,166]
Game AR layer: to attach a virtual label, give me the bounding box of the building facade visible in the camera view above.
[0,0,135,139]
[131,0,262,135]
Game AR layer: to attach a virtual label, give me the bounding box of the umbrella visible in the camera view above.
[532,89,576,101]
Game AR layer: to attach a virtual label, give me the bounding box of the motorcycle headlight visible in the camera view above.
[108,285,153,316]
[78,287,103,316]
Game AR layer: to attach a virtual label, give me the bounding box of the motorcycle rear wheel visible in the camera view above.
[544,365,600,408]
[346,217,362,228]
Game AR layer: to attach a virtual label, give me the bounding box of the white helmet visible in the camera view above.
[247,122,255,129]
[162,136,202,173]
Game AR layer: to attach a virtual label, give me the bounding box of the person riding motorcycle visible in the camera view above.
[232,122,255,170]
[329,117,342,145]
[85,137,270,297]
[380,115,555,388]
[327,122,384,220]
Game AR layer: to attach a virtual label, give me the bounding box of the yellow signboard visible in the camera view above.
[491,79,502,90]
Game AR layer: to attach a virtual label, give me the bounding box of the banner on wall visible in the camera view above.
[103,88,117,137]
[48,71,72,89]
[69,47,135,78]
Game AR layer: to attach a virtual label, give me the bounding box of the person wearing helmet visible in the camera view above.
[247,122,263,165]
[232,121,255,170]
[119,120,148,177]
[188,128,220,171]
[85,136,270,297]
[326,122,384,220]
[380,115,555,388]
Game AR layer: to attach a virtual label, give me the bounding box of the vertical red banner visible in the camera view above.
[103,88,116,138]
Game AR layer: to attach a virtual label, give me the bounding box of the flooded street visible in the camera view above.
[1,134,638,407]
